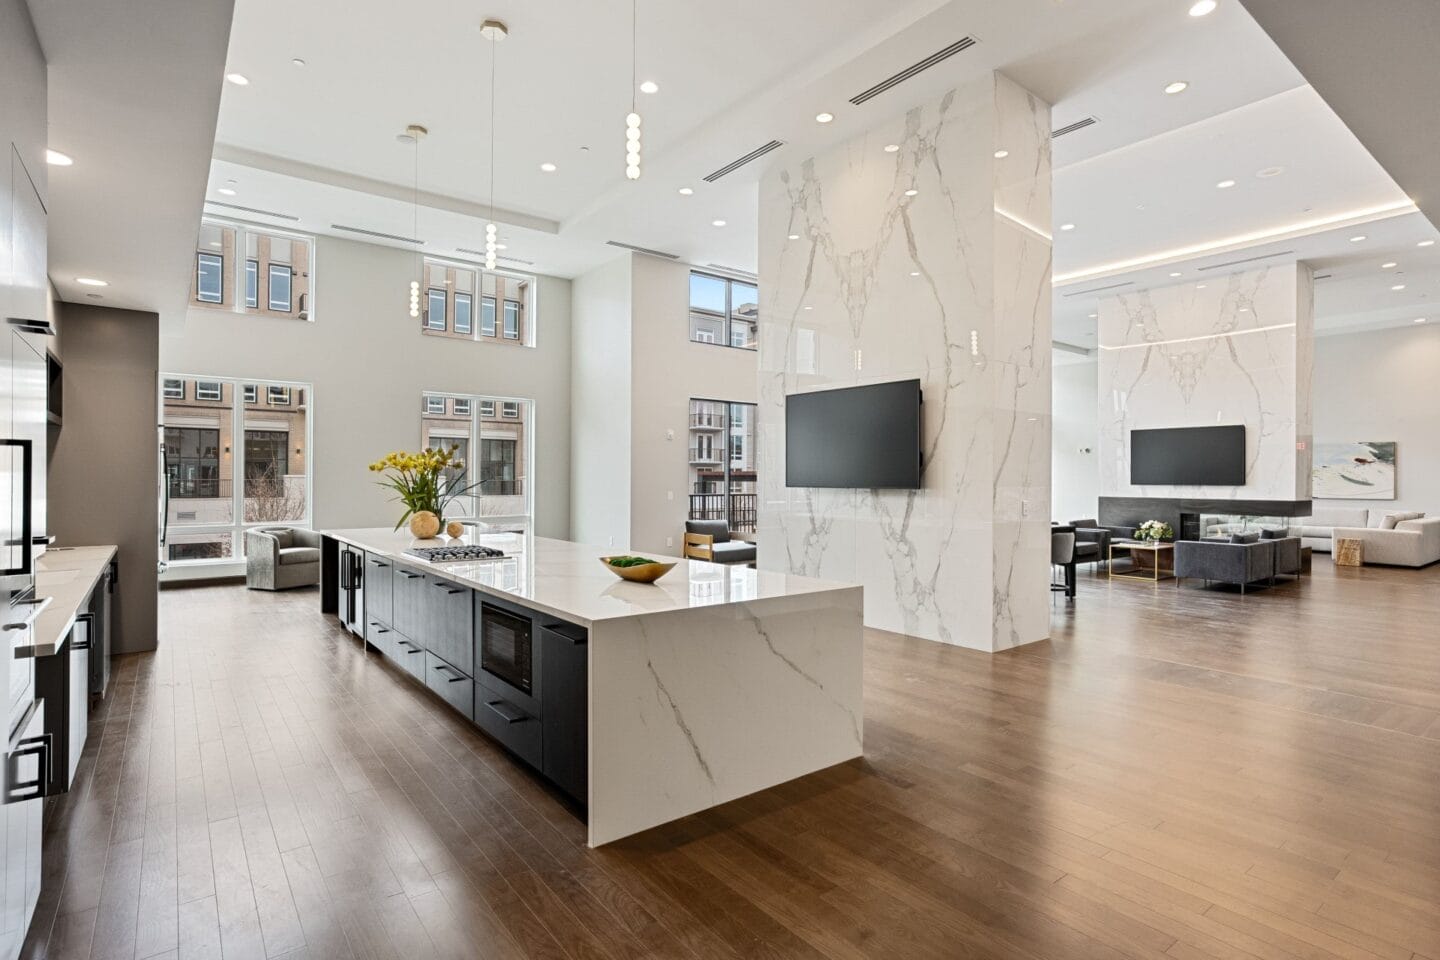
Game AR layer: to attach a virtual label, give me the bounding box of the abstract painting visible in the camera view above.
[1312,441,1396,500]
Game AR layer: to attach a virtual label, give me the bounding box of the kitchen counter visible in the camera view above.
[30,546,117,657]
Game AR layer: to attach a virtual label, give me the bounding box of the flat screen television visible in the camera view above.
[1130,425,1246,485]
[786,380,922,488]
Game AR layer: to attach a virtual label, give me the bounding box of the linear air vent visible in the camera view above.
[1196,249,1296,271]
[848,38,978,106]
[1052,340,1092,356]
[1312,272,1333,281]
[702,140,785,183]
[1051,116,1098,139]
[498,255,535,267]
[330,223,423,245]
[204,200,300,221]
[1061,280,1133,297]
[453,248,535,267]
[706,263,758,280]
[605,240,681,260]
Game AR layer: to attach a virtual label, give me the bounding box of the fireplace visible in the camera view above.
[1099,497,1311,542]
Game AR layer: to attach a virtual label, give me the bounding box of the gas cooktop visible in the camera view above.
[405,544,507,563]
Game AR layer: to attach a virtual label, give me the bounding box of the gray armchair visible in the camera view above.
[1174,538,1277,593]
[1265,531,1303,580]
[245,526,321,590]
[1068,518,1132,567]
[683,520,757,565]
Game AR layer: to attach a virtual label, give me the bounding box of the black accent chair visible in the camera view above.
[1051,528,1076,600]
[1068,518,1136,568]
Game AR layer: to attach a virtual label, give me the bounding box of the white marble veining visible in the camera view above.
[1098,263,1314,500]
[756,72,1052,652]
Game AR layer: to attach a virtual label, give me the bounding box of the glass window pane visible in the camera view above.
[197,253,223,303]
[689,273,726,314]
[268,264,292,311]
[454,293,472,334]
[503,300,520,339]
[243,380,308,523]
[245,259,258,308]
[481,297,497,336]
[163,378,184,399]
[427,289,447,330]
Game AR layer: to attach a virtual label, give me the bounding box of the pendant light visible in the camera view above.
[402,123,427,319]
[481,18,508,271]
[625,0,641,180]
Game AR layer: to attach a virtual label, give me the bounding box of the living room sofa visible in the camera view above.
[1174,535,1296,592]
[1289,508,1439,567]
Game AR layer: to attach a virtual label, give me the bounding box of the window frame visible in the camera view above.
[267,385,291,406]
[480,400,495,417]
[418,392,533,526]
[454,292,473,335]
[480,295,497,337]
[426,288,448,331]
[502,299,521,340]
[242,384,258,404]
[688,271,758,352]
[244,259,259,309]
[162,378,185,400]
[196,253,224,304]
[453,398,472,416]
[190,217,316,322]
[267,263,293,312]
[501,401,519,419]
[195,380,222,402]
[424,395,447,416]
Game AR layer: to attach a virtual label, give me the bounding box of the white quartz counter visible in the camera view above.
[324,527,855,627]
[29,546,117,657]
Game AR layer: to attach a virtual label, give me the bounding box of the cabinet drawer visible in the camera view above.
[473,686,542,769]
[424,652,474,721]
[392,567,426,639]
[365,619,395,659]
[365,555,394,625]
[392,634,427,682]
[423,575,473,675]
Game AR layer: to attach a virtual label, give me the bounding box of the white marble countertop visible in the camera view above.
[28,545,117,657]
[323,527,856,627]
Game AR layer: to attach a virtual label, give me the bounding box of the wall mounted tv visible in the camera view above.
[1130,425,1246,486]
[786,379,922,489]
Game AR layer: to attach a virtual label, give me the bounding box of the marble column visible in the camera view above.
[756,72,1052,652]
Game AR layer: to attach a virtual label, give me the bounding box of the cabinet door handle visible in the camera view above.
[400,572,421,579]
[432,583,464,594]
[368,623,390,634]
[369,559,388,568]
[482,699,528,724]
[397,640,423,654]
[433,664,468,683]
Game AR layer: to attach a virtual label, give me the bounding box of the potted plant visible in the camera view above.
[368,445,481,538]
[1136,519,1174,543]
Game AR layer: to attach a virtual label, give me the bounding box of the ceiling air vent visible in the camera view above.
[605,240,680,260]
[204,200,300,221]
[454,248,535,267]
[702,140,785,183]
[330,223,423,245]
[706,263,758,281]
[1196,249,1296,271]
[1061,280,1133,297]
[848,37,978,106]
[1051,116,1098,139]
[498,255,535,267]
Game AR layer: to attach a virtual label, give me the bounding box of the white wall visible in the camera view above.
[569,255,632,549]
[162,234,573,537]
[1313,323,1440,513]
[1052,356,1099,523]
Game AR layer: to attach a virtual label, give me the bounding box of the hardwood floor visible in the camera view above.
[21,557,1440,960]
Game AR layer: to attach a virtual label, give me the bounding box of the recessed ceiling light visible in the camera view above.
[1087,313,1097,319]
[904,189,918,197]
[1196,283,1206,289]
[803,306,813,311]
[1216,179,1236,189]
[678,187,693,196]
[1392,284,1406,291]
[994,149,1009,159]
[1164,81,1189,95]
[496,244,508,251]
[909,271,920,277]
[1414,317,1427,323]
[639,80,659,94]
[883,144,900,153]
[1256,166,1285,178]
[787,234,800,240]
[45,149,73,166]
[1239,307,1250,312]
[1189,0,1217,16]
[815,112,834,124]
[1349,235,1367,242]
[1382,261,1398,269]
[1060,223,1075,231]
[217,187,236,196]
[712,219,726,227]
[1169,271,1182,277]
[75,277,108,287]
[291,58,306,67]
[539,162,557,172]
[1420,239,1436,247]
[225,72,250,85]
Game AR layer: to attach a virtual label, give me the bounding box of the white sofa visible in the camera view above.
[1290,507,1440,567]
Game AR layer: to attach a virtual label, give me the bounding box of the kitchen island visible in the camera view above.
[321,527,863,846]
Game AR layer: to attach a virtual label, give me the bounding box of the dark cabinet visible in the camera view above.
[365,618,394,660]
[338,545,365,636]
[473,685,542,768]
[391,566,425,640]
[365,554,393,626]
[539,623,588,805]
[392,635,427,681]
[424,652,473,720]
[423,574,473,676]
[88,560,113,699]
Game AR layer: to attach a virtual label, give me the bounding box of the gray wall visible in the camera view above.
[161,235,574,537]
[49,304,160,654]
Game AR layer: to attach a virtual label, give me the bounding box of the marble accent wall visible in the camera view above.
[756,73,1052,652]
[1098,263,1314,501]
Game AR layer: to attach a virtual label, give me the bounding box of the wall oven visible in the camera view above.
[479,602,534,704]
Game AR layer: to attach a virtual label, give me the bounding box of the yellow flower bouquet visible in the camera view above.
[368,445,480,531]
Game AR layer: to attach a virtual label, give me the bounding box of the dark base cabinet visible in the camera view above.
[539,623,588,804]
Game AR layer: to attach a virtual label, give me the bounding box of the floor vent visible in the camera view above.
[1196,250,1296,271]
[702,140,785,183]
[605,240,680,259]
[1061,280,1133,297]
[848,38,978,106]
[330,223,423,245]
[1052,116,1098,139]
[204,200,300,221]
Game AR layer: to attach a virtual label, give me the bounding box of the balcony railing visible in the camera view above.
[688,493,757,534]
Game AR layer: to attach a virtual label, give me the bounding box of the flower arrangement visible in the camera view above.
[368,445,479,533]
[1136,519,1174,542]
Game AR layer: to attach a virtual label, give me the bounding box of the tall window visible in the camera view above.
[196,254,223,304]
[426,288,447,331]
[480,439,517,495]
[480,296,496,337]
[417,257,533,346]
[245,260,258,308]
[689,272,758,350]
[268,264,293,311]
[420,392,532,527]
[163,376,312,565]
[688,399,758,533]
[455,293,473,335]
[503,300,520,339]
[189,217,313,320]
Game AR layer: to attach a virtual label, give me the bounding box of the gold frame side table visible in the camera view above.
[1108,540,1176,583]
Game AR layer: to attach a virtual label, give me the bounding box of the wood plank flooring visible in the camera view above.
[21,557,1440,959]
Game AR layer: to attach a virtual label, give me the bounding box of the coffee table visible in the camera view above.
[1109,540,1176,582]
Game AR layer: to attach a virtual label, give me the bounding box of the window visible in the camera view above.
[426,289,447,331]
[268,264,293,312]
[165,427,222,498]
[196,254,223,304]
[243,384,258,403]
[424,396,446,415]
[454,293,473,335]
[453,399,471,416]
[267,385,291,406]
[196,381,222,401]
[689,272,758,350]
[480,400,495,417]
[245,259,258,308]
[688,399,758,533]
[480,296,497,337]
[244,430,290,497]
[163,379,185,400]
[503,300,520,340]
[501,401,519,418]
[480,439,517,495]
[419,394,531,525]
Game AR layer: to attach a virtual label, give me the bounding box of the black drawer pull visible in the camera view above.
[397,640,422,654]
[400,572,421,579]
[431,581,464,593]
[482,699,528,724]
[368,623,390,634]
[433,664,468,683]
[369,559,389,568]
[71,640,90,651]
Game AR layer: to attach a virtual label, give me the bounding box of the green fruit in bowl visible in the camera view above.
[607,555,658,568]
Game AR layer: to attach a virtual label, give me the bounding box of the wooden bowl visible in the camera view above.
[599,557,676,583]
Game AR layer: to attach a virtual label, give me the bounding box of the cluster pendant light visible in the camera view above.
[405,124,427,319]
[625,0,642,179]
[481,18,509,270]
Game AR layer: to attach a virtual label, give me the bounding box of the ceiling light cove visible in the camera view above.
[677,187,693,196]
[1164,81,1189,95]
[815,112,834,124]
[639,80,659,94]
[45,149,73,166]
[539,162,557,172]
[1216,179,1236,189]
[1189,0,1218,16]
[225,72,249,85]
[75,277,108,287]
